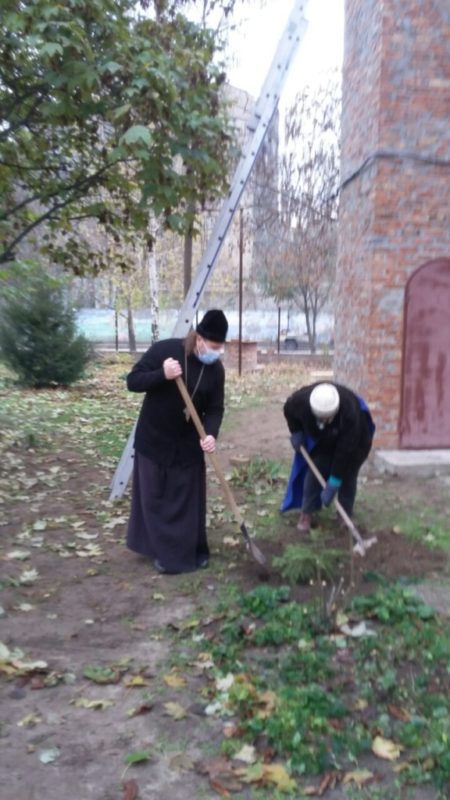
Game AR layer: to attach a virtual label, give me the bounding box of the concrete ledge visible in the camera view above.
[375,449,450,477]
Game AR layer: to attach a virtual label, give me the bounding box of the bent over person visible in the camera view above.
[126,309,228,574]
[281,382,375,532]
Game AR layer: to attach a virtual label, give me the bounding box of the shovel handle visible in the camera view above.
[299,444,366,549]
[175,377,245,527]
[175,376,267,568]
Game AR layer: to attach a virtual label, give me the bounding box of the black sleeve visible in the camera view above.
[283,388,310,434]
[126,342,167,393]
[330,392,364,478]
[202,363,225,438]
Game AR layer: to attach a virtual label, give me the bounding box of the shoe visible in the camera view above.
[154,559,168,574]
[196,556,209,569]
[297,512,312,532]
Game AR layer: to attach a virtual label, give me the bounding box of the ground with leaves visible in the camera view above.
[0,355,449,800]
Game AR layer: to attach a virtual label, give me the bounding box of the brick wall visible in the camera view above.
[336,0,450,447]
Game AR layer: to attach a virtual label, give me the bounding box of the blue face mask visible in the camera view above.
[197,347,221,365]
[196,339,222,365]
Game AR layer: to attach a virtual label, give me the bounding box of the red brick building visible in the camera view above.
[335,0,450,448]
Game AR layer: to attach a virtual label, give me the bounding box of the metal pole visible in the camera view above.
[238,208,244,377]
[277,305,281,354]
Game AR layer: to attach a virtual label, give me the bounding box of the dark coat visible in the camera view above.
[283,382,373,481]
[127,338,225,467]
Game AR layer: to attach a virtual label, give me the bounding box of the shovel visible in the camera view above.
[299,445,377,557]
[175,376,268,568]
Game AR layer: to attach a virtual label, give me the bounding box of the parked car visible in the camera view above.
[280,330,310,351]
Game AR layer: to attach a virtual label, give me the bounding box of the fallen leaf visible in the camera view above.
[6,549,31,560]
[83,665,121,684]
[234,744,257,764]
[152,593,165,601]
[223,722,239,738]
[163,701,187,720]
[104,516,127,529]
[216,673,234,692]
[124,676,151,688]
[39,747,60,763]
[71,697,114,710]
[19,568,39,585]
[17,713,42,728]
[343,768,374,786]
[234,762,265,784]
[340,621,376,638]
[388,704,411,722]
[372,735,403,761]
[209,779,231,798]
[262,763,296,791]
[392,761,412,774]
[122,779,139,800]
[169,753,195,771]
[127,703,153,718]
[163,673,187,688]
[124,750,152,766]
[15,603,35,612]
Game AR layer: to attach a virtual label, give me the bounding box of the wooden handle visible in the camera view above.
[175,377,245,527]
[299,444,364,547]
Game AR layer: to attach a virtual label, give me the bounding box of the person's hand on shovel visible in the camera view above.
[320,476,342,507]
[200,435,216,453]
[163,358,182,380]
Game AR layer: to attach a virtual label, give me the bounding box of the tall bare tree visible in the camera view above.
[257,75,341,352]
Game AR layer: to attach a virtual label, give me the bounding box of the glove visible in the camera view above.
[290,431,304,451]
[320,476,342,507]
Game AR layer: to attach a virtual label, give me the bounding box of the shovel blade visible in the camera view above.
[240,523,268,567]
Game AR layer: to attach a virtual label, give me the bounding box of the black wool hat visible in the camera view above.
[196,309,228,343]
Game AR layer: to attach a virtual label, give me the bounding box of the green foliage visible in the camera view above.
[350,585,436,624]
[240,584,291,617]
[0,263,92,387]
[0,0,236,271]
[273,540,345,584]
[199,582,450,786]
[229,458,285,490]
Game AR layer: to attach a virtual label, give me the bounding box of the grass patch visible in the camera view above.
[195,583,450,792]
[361,485,450,553]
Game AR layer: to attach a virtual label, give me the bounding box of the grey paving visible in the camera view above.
[375,449,450,477]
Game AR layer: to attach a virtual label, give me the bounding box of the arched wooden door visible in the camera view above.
[400,258,450,448]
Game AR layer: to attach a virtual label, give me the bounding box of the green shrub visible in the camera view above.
[0,263,92,387]
[273,541,345,584]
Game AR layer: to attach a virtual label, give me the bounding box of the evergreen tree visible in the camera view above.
[0,265,92,387]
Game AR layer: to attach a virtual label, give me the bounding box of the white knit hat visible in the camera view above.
[309,383,340,418]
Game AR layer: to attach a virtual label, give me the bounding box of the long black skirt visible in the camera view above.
[126,451,208,573]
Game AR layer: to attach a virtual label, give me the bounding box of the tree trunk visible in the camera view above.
[147,218,160,343]
[126,298,136,353]
[183,227,193,298]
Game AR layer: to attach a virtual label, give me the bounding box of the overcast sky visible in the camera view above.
[223,0,344,102]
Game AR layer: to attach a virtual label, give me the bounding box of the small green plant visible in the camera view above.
[350,585,435,623]
[229,457,285,490]
[273,541,345,584]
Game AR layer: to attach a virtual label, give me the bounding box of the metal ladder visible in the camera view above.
[109,0,310,500]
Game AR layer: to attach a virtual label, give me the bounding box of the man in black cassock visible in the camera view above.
[126,309,228,574]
